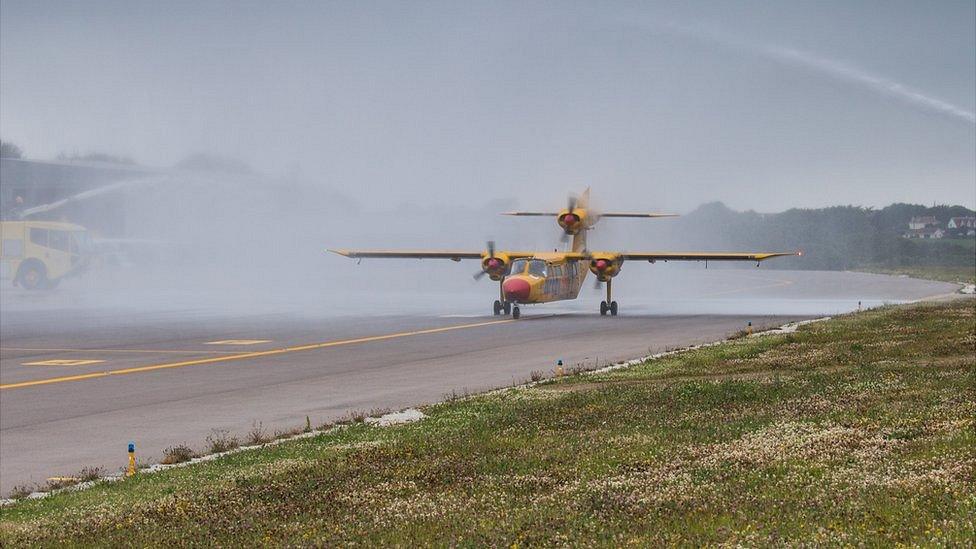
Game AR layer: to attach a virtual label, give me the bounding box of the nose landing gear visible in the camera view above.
[493,300,514,316]
[495,278,516,317]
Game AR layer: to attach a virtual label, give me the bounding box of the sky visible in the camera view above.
[1,0,974,212]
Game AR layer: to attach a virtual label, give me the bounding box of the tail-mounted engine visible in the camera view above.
[557,208,589,235]
[589,253,622,281]
[556,194,590,236]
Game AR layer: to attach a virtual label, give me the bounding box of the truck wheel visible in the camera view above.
[17,261,48,290]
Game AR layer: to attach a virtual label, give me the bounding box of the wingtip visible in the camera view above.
[327,248,350,257]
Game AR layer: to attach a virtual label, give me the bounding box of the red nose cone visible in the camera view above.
[562,213,579,226]
[487,258,501,269]
[503,278,531,301]
[595,259,609,271]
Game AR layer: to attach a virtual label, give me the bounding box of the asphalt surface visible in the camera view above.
[0,269,959,494]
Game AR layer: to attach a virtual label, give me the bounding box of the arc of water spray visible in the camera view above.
[662,22,975,126]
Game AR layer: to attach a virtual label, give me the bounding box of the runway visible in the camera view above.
[0,269,959,494]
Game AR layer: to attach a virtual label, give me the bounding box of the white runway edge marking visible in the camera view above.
[205,340,272,345]
[587,316,832,375]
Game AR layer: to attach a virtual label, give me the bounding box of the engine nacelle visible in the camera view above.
[557,208,589,235]
[589,253,622,281]
[481,252,512,281]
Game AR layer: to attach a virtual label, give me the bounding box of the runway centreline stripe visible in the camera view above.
[0,318,516,391]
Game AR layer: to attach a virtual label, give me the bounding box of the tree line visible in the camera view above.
[674,202,975,270]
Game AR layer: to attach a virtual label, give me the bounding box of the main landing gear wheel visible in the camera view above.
[600,301,619,316]
[512,306,521,319]
[600,278,618,317]
[493,300,503,316]
[503,301,512,315]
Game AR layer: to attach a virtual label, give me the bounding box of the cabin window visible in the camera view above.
[528,260,547,277]
[2,239,23,258]
[29,228,48,247]
[49,230,70,252]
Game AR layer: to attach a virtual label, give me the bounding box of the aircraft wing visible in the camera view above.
[617,251,799,262]
[599,212,678,218]
[500,211,559,217]
[328,249,535,261]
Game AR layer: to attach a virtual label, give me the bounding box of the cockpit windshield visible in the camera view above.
[527,259,548,277]
[509,259,528,275]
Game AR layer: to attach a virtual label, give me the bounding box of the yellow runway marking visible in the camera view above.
[1,347,248,355]
[0,319,515,391]
[22,359,105,367]
[205,339,272,345]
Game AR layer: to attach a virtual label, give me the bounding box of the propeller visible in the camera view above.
[560,194,580,242]
[591,258,610,289]
[473,240,498,280]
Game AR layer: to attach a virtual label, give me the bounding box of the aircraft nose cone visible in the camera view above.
[503,278,530,302]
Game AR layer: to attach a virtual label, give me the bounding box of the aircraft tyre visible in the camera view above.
[600,301,608,316]
[610,301,618,316]
[503,301,512,315]
[493,300,502,315]
[512,306,521,319]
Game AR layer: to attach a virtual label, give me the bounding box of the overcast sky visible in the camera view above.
[2,1,973,211]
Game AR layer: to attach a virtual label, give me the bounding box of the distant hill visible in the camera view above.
[673,202,975,271]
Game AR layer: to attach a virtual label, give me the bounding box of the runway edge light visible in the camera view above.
[127,442,136,477]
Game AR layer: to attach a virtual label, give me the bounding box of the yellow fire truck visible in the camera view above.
[0,220,92,289]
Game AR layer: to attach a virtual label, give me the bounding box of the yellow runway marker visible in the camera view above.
[1,318,516,391]
[2,347,247,355]
[22,359,105,367]
[205,339,272,345]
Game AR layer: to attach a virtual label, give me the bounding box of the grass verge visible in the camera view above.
[1,300,974,546]
[860,264,976,285]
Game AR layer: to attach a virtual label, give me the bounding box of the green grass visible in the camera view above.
[2,300,974,546]
[860,264,976,285]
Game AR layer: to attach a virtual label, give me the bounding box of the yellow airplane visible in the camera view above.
[329,189,798,318]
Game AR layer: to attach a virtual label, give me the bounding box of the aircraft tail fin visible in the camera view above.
[572,227,587,252]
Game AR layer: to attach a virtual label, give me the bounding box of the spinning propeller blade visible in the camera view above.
[473,240,497,280]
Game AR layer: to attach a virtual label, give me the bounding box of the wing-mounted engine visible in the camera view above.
[588,253,622,281]
[475,241,511,281]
